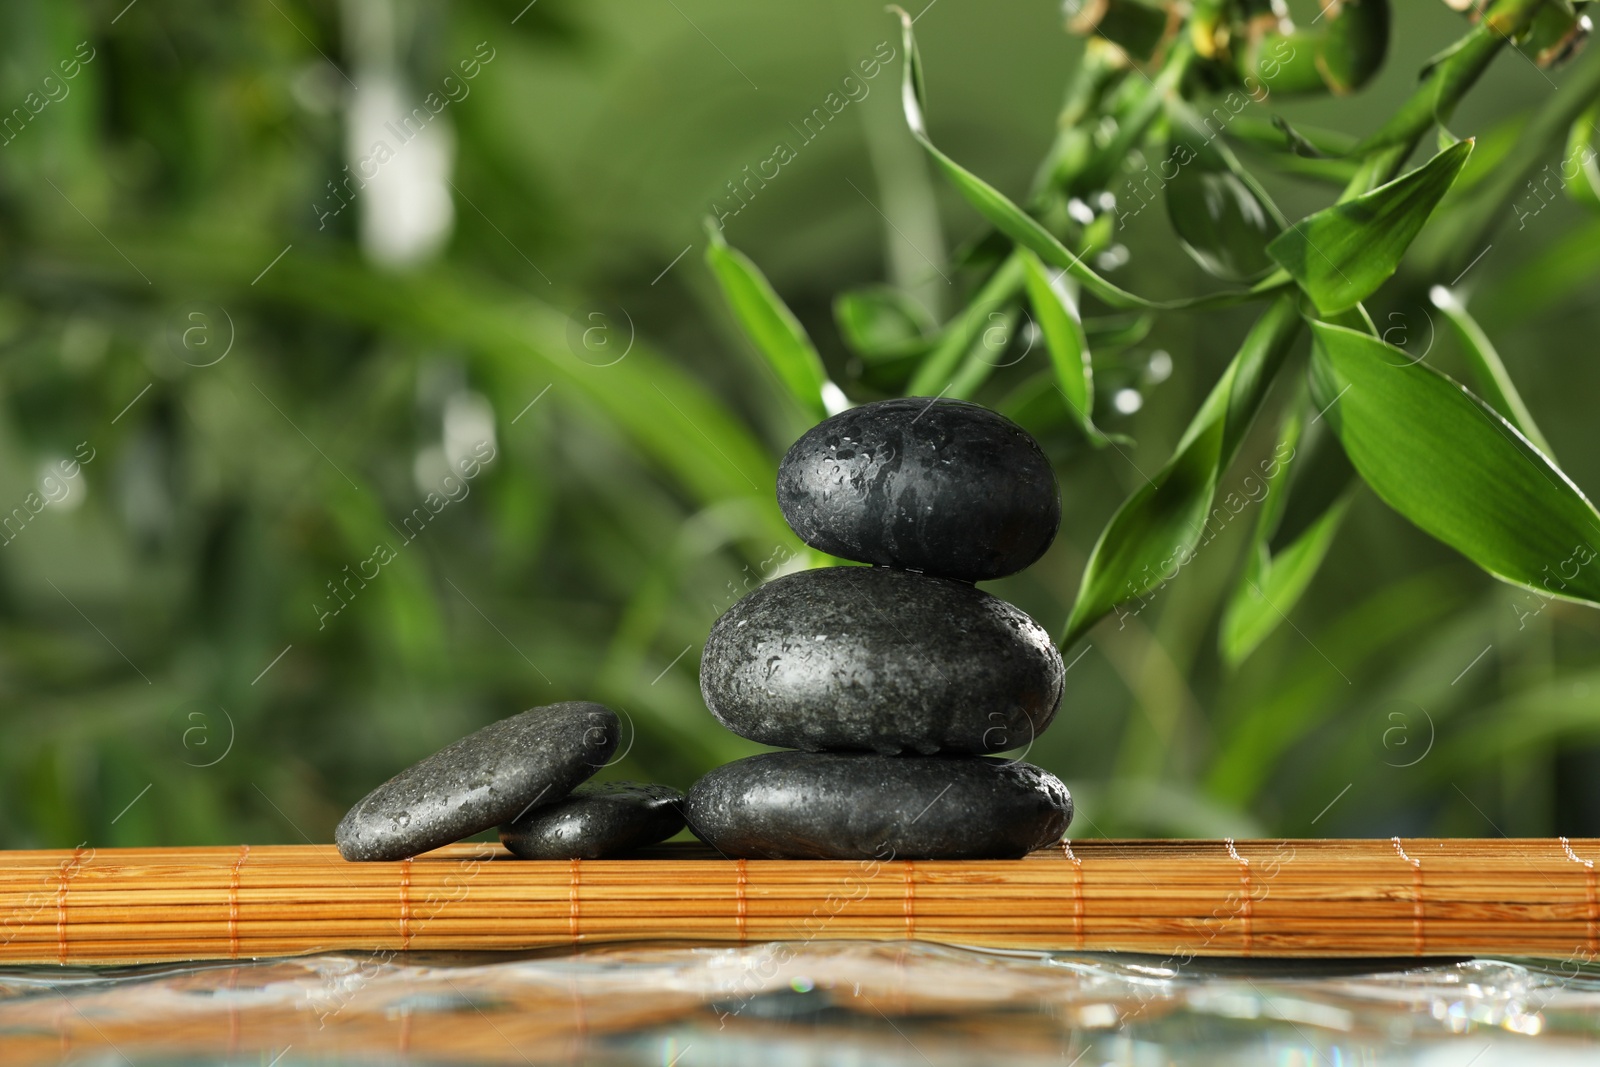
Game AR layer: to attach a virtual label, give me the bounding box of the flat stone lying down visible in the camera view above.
[684,751,1072,860]
[499,781,686,859]
[335,702,619,861]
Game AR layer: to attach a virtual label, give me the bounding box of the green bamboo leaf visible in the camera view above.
[1165,106,1286,282]
[1412,38,1600,279]
[1228,116,1364,185]
[1222,399,1304,663]
[1063,426,1217,646]
[1428,285,1555,458]
[1085,312,1154,352]
[1165,164,1284,282]
[1220,397,1357,667]
[891,7,1289,314]
[1018,250,1111,446]
[1222,499,1350,665]
[704,224,830,420]
[834,287,934,363]
[1262,116,1356,159]
[1310,321,1600,606]
[1267,139,1473,314]
[1206,568,1473,806]
[1062,297,1302,646]
[998,369,1071,440]
[946,305,1020,400]
[907,252,1024,396]
[1565,105,1600,210]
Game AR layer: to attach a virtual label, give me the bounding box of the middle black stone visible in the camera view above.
[700,565,1064,755]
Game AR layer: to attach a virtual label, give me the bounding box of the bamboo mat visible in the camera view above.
[3,838,1599,965]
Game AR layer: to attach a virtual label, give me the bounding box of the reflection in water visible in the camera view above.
[1,941,1598,1065]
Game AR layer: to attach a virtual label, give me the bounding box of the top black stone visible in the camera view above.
[776,398,1060,581]
[335,702,619,861]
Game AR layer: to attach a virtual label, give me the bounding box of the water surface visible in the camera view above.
[3,941,1597,1064]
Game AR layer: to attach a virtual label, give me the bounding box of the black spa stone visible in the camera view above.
[685,751,1072,860]
[335,702,619,862]
[776,398,1061,582]
[498,781,686,860]
[701,566,1063,755]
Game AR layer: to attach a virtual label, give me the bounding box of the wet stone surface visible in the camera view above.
[336,702,619,861]
[499,781,686,860]
[685,750,1073,860]
[700,566,1063,755]
[777,398,1061,582]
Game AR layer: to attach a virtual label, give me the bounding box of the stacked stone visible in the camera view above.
[686,398,1074,861]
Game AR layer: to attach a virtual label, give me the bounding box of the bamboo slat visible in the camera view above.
[1,838,1598,965]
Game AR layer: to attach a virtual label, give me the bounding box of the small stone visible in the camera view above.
[498,781,686,859]
[685,751,1072,860]
[701,566,1063,755]
[336,702,619,861]
[777,398,1060,581]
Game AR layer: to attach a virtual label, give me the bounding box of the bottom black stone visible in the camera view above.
[498,781,685,859]
[684,752,1072,860]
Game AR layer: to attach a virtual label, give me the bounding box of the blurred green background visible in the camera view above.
[2,0,1598,850]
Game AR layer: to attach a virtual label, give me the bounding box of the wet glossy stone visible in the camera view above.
[685,751,1072,860]
[498,781,685,860]
[777,398,1060,581]
[336,703,619,861]
[701,566,1063,755]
